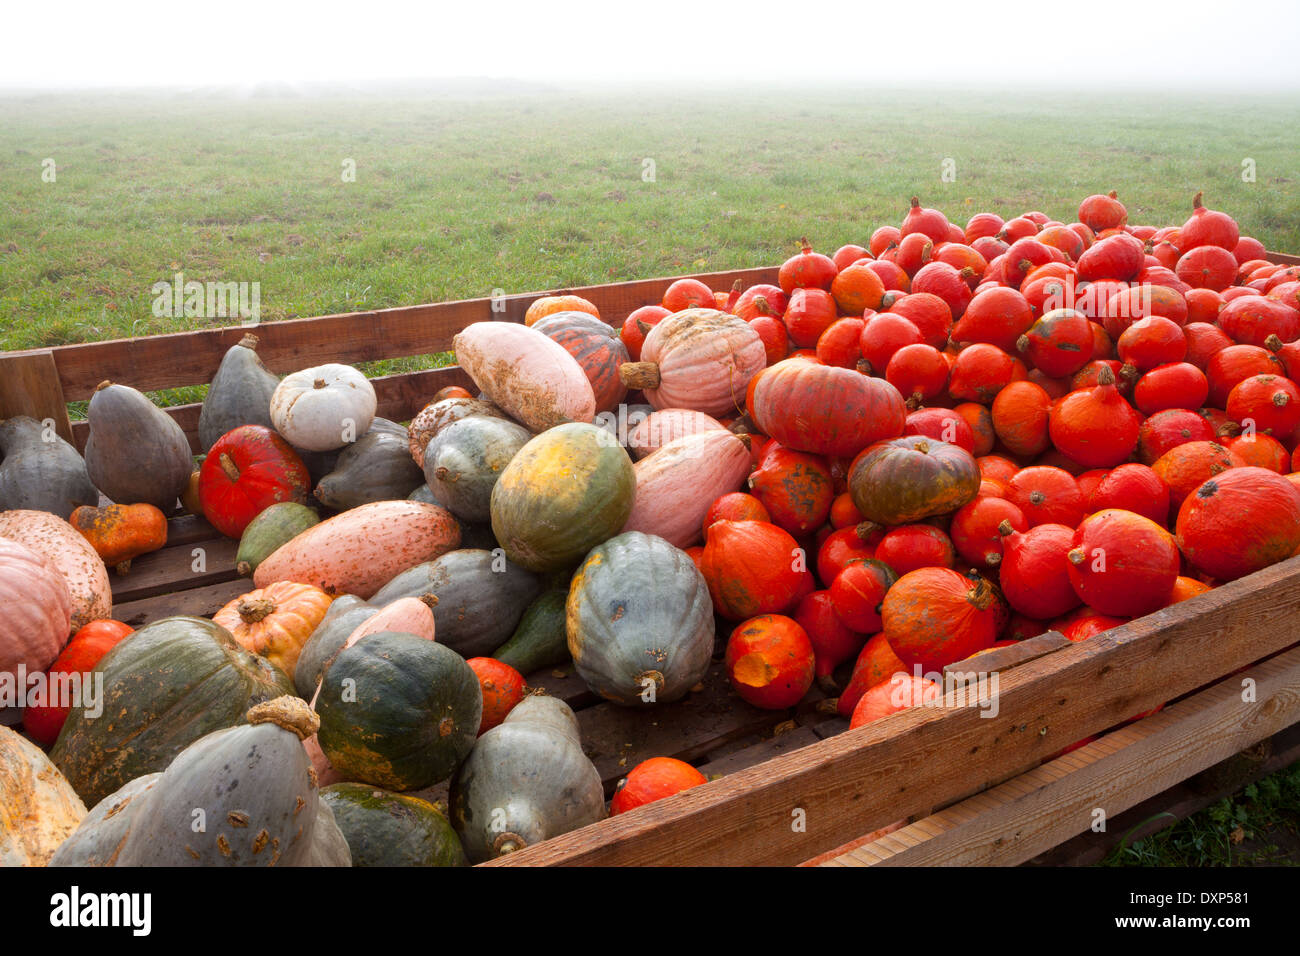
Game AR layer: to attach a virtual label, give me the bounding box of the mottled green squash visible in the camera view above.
[0,416,99,520]
[490,422,636,573]
[566,532,714,706]
[321,782,467,867]
[370,549,539,658]
[422,416,532,523]
[316,632,481,791]
[51,616,295,806]
[493,589,571,675]
[48,773,160,867]
[235,501,321,577]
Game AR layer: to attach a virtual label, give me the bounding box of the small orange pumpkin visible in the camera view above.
[212,581,334,676]
[69,503,168,574]
[524,294,600,326]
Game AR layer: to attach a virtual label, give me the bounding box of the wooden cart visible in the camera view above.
[4,256,1300,866]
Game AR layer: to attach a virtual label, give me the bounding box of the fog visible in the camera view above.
[4,0,1299,93]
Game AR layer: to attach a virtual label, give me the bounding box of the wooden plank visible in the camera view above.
[0,350,74,444]
[825,645,1300,866]
[1025,722,1300,866]
[485,555,1300,866]
[68,364,479,454]
[22,267,779,401]
[522,666,600,711]
[1266,251,1300,266]
[162,513,221,547]
[943,631,1070,679]
[697,726,823,780]
[108,536,240,603]
[111,578,252,627]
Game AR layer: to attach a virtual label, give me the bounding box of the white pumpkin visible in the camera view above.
[270,364,377,451]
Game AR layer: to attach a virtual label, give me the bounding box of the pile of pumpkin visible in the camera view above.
[5,188,1300,868]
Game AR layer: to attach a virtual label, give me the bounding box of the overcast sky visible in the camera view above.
[5,0,1299,91]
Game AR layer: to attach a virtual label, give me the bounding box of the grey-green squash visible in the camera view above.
[408,483,436,504]
[320,783,467,867]
[566,531,714,706]
[316,631,481,791]
[489,422,636,573]
[0,416,99,520]
[198,333,280,452]
[369,549,539,658]
[51,615,295,806]
[492,589,570,675]
[83,381,194,510]
[315,422,424,510]
[48,773,160,867]
[422,416,532,523]
[292,594,377,699]
[408,397,511,468]
[449,695,604,863]
[235,501,321,577]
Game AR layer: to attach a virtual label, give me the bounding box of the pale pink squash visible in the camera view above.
[622,430,753,548]
[452,322,596,431]
[0,511,110,631]
[620,309,767,417]
[343,595,437,646]
[253,501,461,599]
[0,536,73,677]
[627,408,726,459]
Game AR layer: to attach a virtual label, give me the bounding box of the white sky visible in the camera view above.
[4,0,1298,90]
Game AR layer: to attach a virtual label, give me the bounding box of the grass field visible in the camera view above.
[2,85,1300,865]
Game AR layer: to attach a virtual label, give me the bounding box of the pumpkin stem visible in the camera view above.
[1265,334,1283,352]
[909,196,920,209]
[237,596,276,624]
[236,560,253,577]
[493,831,527,855]
[246,696,320,740]
[419,593,439,609]
[95,380,113,392]
[1192,191,1204,210]
[434,466,453,482]
[238,333,260,349]
[815,674,840,695]
[855,521,881,541]
[619,362,661,390]
[1067,548,1086,566]
[1107,190,1118,199]
[799,236,812,254]
[985,553,1001,567]
[313,378,327,389]
[997,519,1015,537]
[1015,334,1030,353]
[114,559,133,575]
[1117,364,1139,384]
[1097,364,1117,387]
[219,452,241,482]
[855,358,874,376]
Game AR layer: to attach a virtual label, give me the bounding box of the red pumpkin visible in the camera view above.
[886,292,952,348]
[1077,191,1127,233]
[747,445,834,536]
[621,305,671,361]
[859,312,924,374]
[21,619,134,746]
[734,284,789,322]
[778,239,838,295]
[699,520,805,621]
[1085,463,1170,526]
[1116,316,1186,372]
[849,675,940,728]
[610,757,708,815]
[1152,440,1246,509]
[750,358,906,458]
[991,380,1053,458]
[1133,363,1208,416]
[815,318,866,369]
[881,568,1008,672]
[946,344,1028,405]
[662,278,716,311]
[725,614,815,709]
[703,492,770,535]
[953,287,1035,353]
[836,633,908,718]
[998,520,1081,621]
[1047,365,1141,468]
[793,590,866,686]
[904,407,975,453]
[1066,510,1180,617]
[466,658,527,735]
[900,196,951,243]
[1206,344,1286,409]
[816,523,884,585]
[829,559,897,634]
[949,495,1028,569]
[875,524,955,576]
[1179,192,1239,252]
[1004,466,1085,528]
[1226,375,1300,436]
[1175,467,1300,581]
[198,424,312,538]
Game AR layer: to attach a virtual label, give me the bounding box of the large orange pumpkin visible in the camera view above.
[1175,467,1300,581]
[881,568,1008,672]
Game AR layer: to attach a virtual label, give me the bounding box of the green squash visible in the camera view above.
[51,616,295,806]
[198,333,280,452]
[449,695,604,863]
[489,422,636,573]
[292,595,377,699]
[48,773,161,867]
[493,589,571,675]
[321,783,467,867]
[84,381,193,510]
[423,415,532,523]
[316,632,481,791]
[566,532,714,706]
[0,416,99,520]
[369,549,539,659]
[315,422,424,511]
[235,501,321,577]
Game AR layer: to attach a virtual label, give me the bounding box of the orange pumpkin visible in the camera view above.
[212,581,334,676]
[610,757,708,815]
[69,503,168,574]
[524,294,600,326]
[466,658,527,735]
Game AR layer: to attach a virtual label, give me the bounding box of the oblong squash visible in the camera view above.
[422,416,533,523]
[622,430,752,548]
[198,333,280,452]
[626,408,726,459]
[235,501,321,577]
[0,509,111,631]
[452,322,596,431]
[320,783,467,867]
[84,381,193,511]
[253,500,461,599]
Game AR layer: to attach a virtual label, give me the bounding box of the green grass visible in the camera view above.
[1103,760,1300,866]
